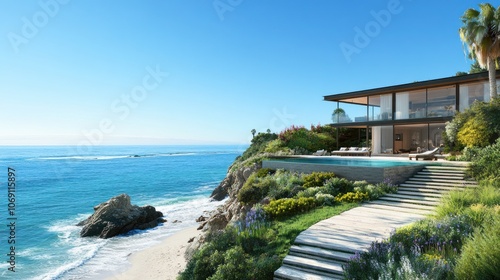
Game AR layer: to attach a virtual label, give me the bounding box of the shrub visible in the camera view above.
[297,187,322,198]
[344,214,475,279]
[435,185,500,219]
[454,215,500,279]
[315,192,336,206]
[267,170,304,200]
[462,203,500,227]
[323,177,355,195]
[254,168,274,178]
[303,172,336,188]
[264,139,289,154]
[264,197,317,218]
[379,177,399,192]
[238,174,276,205]
[278,125,336,153]
[444,98,500,150]
[354,183,385,200]
[180,229,239,280]
[459,146,481,161]
[335,191,369,203]
[239,132,278,162]
[457,117,490,147]
[469,138,500,181]
[208,246,251,280]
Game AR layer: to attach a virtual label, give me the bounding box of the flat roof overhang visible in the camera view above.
[328,116,453,128]
[324,70,500,102]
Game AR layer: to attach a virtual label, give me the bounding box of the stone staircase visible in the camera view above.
[274,164,477,280]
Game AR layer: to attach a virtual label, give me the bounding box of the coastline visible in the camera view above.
[106,227,201,280]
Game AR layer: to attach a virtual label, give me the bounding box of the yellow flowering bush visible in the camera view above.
[264,197,316,218]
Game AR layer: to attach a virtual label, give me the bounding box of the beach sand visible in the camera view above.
[106,227,201,280]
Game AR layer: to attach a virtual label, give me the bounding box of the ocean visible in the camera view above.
[0,145,244,279]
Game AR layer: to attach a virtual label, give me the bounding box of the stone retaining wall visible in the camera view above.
[262,160,424,184]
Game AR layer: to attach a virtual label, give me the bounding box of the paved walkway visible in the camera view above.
[274,164,476,280]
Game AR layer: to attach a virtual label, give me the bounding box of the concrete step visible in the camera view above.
[418,171,466,176]
[424,166,468,171]
[361,203,433,216]
[397,190,444,198]
[289,245,354,263]
[399,185,450,193]
[274,264,343,280]
[404,179,477,186]
[403,182,477,190]
[416,171,465,177]
[407,177,477,185]
[282,255,344,276]
[413,174,466,180]
[378,196,440,206]
[344,206,425,219]
[384,193,442,202]
[366,200,436,211]
[294,235,363,254]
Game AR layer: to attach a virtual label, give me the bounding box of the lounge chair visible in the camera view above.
[331,147,348,156]
[313,149,327,156]
[331,147,371,157]
[408,147,440,161]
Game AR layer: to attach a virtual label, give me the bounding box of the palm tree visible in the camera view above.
[251,129,256,138]
[459,3,500,99]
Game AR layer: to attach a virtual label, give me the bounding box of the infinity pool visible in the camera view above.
[262,157,428,184]
[269,157,426,168]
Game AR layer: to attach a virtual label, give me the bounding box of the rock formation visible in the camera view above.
[200,164,259,232]
[186,163,260,260]
[78,193,165,239]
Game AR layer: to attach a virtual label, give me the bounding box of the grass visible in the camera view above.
[179,202,359,280]
[435,184,500,219]
[268,203,359,258]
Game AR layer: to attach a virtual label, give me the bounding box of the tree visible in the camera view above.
[251,129,256,138]
[332,108,350,123]
[266,129,271,134]
[459,3,500,99]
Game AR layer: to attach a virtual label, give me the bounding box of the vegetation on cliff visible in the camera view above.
[179,125,398,280]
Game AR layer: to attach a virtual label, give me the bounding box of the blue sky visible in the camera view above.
[0,0,483,145]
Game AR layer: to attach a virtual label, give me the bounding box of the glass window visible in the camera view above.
[394,124,429,153]
[371,125,393,154]
[427,86,456,117]
[459,80,500,111]
[395,90,426,120]
[369,94,392,121]
[429,123,446,149]
[332,97,367,123]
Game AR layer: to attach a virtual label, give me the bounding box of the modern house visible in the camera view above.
[324,71,500,155]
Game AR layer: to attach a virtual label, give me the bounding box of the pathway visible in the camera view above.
[274,164,477,280]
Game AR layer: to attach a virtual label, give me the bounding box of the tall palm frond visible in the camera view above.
[459,3,500,98]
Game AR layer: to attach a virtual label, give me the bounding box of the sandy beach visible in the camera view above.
[106,227,201,280]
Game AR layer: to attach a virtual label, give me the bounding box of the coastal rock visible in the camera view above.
[210,165,256,201]
[202,164,259,232]
[185,234,205,260]
[78,194,164,239]
[210,176,232,201]
[195,215,206,222]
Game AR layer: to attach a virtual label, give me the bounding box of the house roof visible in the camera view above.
[324,70,500,102]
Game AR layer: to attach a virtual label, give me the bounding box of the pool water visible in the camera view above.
[269,157,427,168]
